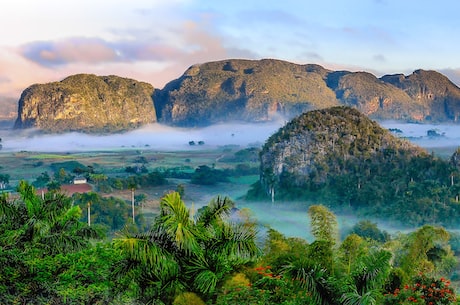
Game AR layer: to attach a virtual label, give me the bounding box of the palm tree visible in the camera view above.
[281,257,332,305]
[340,249,392,305]
[0,181,102,255]
[127,181,137,224]
[113,192,260,304]
[0,181,105,303]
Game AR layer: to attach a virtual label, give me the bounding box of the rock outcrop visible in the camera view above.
[258,106,426,198]
[154,59,339,126]
[154,59,460,126]
[14,74,156,133]
[13,59,460,132]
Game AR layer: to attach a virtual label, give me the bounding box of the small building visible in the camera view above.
[73,177,87,184]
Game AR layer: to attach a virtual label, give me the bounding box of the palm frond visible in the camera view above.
[194,269,218,295]
[210,222,260,262]
[113,236,179,279]
[158,192,202,255]
[341,288,381,305]
[281,258,330,305]
[184,255,222,295]
[195,196,233,227]
[351,249,391,294]
[41,233,89,255]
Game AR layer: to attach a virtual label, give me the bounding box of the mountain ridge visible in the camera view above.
[12,59,460,133]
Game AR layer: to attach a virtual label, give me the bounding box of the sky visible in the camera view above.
[0,0,459,99]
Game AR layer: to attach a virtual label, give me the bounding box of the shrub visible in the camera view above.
[383,274,456,305]
[172,292,205,305]
[221,272,251,294]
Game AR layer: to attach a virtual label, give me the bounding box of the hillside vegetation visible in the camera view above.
[11,59,460,132]
[154,59,460,126]
[1,184,458,304]
[14,74,156,133]
[254,106,460,226]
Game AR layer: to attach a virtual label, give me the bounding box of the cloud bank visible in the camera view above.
[0,122,284,153]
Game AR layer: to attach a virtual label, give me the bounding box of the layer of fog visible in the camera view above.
[232,200,415,242]
[0,121,285,152]
[1,120,459,153]
[380,121,460,152]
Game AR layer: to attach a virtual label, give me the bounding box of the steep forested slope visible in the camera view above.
[254,106,460,226]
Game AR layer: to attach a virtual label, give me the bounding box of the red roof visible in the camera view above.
[37,183,93,196]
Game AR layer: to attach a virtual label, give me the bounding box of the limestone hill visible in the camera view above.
[254,106,460,226]
[14,74,156,133]
[155,59,460,126]
[12,59,460,132]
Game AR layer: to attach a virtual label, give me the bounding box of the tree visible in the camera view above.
[113,192,260,304]
[0,181,102,255]
[349,220,390,243]
[89,173,108,186]
[397,225,454,278]
[127,181,137,224]
[32,171,51,188]
[191,165,228,185]
[72,192,133,231]
[0,173,9,189]
[54,167,71,184]
[308,205,338,246]
[46,180,61,191]
[0,181,105,303]
[341,249,392,305]
[339,234,368,275]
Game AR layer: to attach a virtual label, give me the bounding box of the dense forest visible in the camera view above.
[0,182,458,304]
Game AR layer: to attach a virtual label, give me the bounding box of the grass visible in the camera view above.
[26,154,75,160]
[228,175,259,185]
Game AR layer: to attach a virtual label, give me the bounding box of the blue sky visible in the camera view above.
[0,0,458,98]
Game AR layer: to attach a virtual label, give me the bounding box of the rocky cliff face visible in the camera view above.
[154,59,460,126]
[13,59,460,132]
[258,106,426,198]
[154,59,339,126]
[14,74,156,133]
[381,69,460,121]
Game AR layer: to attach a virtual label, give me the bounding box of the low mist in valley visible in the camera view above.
[0,121,285,152]
[1,120,460,240]
[1,120,460,154]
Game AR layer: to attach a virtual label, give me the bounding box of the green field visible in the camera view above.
[0,146,260,206]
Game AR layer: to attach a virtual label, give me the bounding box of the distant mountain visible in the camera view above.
[0,97,18,120]
[154,59,339,126]
[14,74,156,133]
[155,59,460,126]
[12,59,460,132]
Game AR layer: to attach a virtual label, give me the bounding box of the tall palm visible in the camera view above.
[126,181,138,224]
[113,192,260,303]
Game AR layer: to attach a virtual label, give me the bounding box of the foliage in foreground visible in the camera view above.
[112,192,260,304]
[0,185,458,304]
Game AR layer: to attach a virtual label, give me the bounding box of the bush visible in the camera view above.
[383,274,456,305]
[173,292,205,305]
